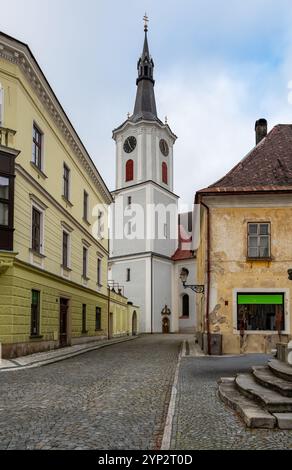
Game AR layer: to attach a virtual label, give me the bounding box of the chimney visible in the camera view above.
[255,119,267,145]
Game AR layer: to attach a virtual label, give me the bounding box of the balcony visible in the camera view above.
[0,126,17,149]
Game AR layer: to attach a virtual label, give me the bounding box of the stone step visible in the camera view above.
[273,413,292,430]
[218,378,276,429]
[252,366,292,397]
[235,373,292,412]
[268,359,292,383]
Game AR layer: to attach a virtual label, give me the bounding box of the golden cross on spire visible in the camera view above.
[143,13,149,32]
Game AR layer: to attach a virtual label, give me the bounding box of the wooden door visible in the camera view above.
[60,298,69,347]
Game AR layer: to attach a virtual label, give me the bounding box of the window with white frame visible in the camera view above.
[62,230,70,269]
[31,205,44,254]
[82,246,88,279]
[32,123,43,170]
[247,222,271,259]
[97,258,102,286]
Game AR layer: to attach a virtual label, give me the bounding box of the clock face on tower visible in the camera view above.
[159,139,169,157]
[123,136,137,154]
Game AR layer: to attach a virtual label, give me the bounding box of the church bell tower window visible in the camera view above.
[162,162,168,185]
[126,159,134,182]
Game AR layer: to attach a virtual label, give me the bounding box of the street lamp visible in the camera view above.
[179,268,205,294]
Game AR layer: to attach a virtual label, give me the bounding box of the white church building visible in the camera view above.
[109,21,197,334]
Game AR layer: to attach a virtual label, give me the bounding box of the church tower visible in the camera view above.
[109,18,179,333]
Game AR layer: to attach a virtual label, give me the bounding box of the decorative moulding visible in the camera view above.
[0,35,112,205]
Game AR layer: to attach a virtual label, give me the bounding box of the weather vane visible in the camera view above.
[143,13,149,32]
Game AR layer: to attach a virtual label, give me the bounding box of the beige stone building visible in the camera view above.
[195,119,292,354]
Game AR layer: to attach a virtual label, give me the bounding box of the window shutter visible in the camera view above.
[126,160,134,182]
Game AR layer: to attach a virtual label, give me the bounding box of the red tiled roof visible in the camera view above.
[171,249,194,261]
[196,124,292,198]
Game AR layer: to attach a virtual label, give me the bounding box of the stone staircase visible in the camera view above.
[218,358,292,430]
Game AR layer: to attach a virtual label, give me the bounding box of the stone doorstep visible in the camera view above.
[252,366,292,397]
[235,373,292,413]
[218,380,276,429]
[0,336,139,372]
[273,413,292,430]
[268,359,292,383]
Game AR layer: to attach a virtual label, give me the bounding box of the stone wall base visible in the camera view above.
[2,340,58,359]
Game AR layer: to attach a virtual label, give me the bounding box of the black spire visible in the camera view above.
[131,16,158,122]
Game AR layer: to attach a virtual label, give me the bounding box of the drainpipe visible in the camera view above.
[151,254,153,334]
[200,200,211,356]
[107,286,110,340]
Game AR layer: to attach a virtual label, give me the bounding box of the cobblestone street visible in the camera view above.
[171,354,292,450]
[1,336,292,450]
[0,335,182,450]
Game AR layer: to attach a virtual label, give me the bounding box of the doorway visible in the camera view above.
[109,312,114,339]
[162,317,170,334]
[59,298,69,348]
[132,311,137,336]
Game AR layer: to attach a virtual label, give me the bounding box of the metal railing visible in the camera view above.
[108,280,124,296]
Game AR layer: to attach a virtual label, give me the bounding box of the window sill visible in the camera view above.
[246,257,272,262]
[81,331,88,335]
[97,283,103,288]
[30,335,43,340]
[29,249,46,259]
[95,329,103,332]
[62,195,73,207]
[83,218,91,226]
[179,316,190,319]
[234,330,287,335]
[82,276,90,282]
[61,265,72,272]
[30,162,48,180]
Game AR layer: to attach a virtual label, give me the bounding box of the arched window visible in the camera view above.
[125,159,134,182]
[162,162,168,184]
[182,294,189,317]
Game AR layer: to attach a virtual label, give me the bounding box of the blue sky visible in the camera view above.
[2,0,292,208]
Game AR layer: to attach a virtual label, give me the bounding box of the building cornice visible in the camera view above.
[112,118,177,143]
[112,179,180,200]
[16,163,109,257]
[0,31,113,205]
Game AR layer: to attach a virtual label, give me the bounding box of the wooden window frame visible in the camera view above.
[63,164,70,201]
[83,190,89,222]
[82,304,87,334]
[0,175,10,228]
[126,268,131,282]
[31,206,42,254]
[162,162,168,185]
[32,124,43,170]
[31,289,41,337]
[97,258,102,287]
[62,230,70,269]
[95,306,102,331]
[247,222,271,260]
[82,246,88,279]
[125,159,134,182]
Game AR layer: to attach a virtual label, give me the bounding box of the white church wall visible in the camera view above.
[151,187,178,257]
[174,259,197,333]
[111,187,147,257]
[152,258,173,332]
[110,257,150,333]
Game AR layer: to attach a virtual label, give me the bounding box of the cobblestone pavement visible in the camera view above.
[0,334,186,450]
[171,354,292,450]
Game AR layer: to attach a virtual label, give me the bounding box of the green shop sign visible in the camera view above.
[237,294,283,305]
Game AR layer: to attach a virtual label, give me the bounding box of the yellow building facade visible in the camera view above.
[0,32,139,358]
[195,122,292,354]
